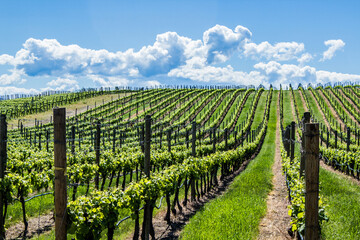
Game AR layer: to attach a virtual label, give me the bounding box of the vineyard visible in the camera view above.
[0,84,360,239]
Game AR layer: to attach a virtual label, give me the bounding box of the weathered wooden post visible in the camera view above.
[347,127,350,151]
[284,126,291,156]
[46,130,50,152]
[191,121,196,201]
[95,121,101,189]
[167,129,172,152]
[38,131,42,150]
[213,128,216,153]
[290,121,295,163]
[300,112,311,177]
[144,115,151,177]
[143,115,152,240]
[334,130,338,149]
[225,128,228,150]
[71,125,75,155]
[109,128,114,152]
[141,125,145,153]
[53,108,67,240]
[304,123,320,240]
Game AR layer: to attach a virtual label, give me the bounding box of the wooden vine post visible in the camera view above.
[300,112,311,177]
[347,127,350,151]
[290,121,295,163]
[191,121,196,201]
[53,108,67,240]
[71,125,75,155]
[213,128,216,153]
[143,115,152,240]
[224,128,228,150]
[167,129,172,152]
[95,121,101,189]
[46,130,50,152]
[334,130,338,149]
[112,128,116,153]
[304,123,320,240]
[284,126,291,156]
[326,130,329,148]
[141,125,145,153]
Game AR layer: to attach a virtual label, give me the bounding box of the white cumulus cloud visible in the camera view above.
[0,54,15,65]
[89,75,131,88]
[203,25,252,64]
[0,69,26,85]
[254,61,317,86]
[243,41,305,61]
[321,39,345,61]
[0,86,39,95]
[297,53,313,65]
[316,70,360,84]
[168,57,265,86]
[41,78,80,92]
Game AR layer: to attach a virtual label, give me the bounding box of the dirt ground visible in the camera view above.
[257,95,293,240]
[6,212,54,240]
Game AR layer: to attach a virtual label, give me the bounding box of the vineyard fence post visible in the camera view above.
[347,127,350,151]
[335,130,338,149]
[112,128,116,153]
[290,121,295,163]
[71,125,75,155]
[326,130,329,148]
[167,129,171,152]
[300,112,311,177]
[192,121,196,156]
[95,121,101,189]
[143,115,151,240]
[213,128,216,153]
[53,108,67,240]
[38,131,42,150]
[304,123,320,240]
[141,125,145,153]
[191,121,196,201]
[46,130,49,152]
[225,128,228,150]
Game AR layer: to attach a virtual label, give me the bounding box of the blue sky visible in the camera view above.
[0,0,360,94]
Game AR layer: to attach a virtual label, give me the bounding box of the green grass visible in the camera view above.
[235,92,255,127]
[250,91,267,130]
[294,90,305,117]
[319,167,360,239]
[283,90,294,127]
[180,92,278,240]
[305,90,327,123]
[5,194,54,229]
[219,92,245,126]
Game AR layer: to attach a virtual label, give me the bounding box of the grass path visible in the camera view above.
[258,92,291,240]
[180,92,277,240]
